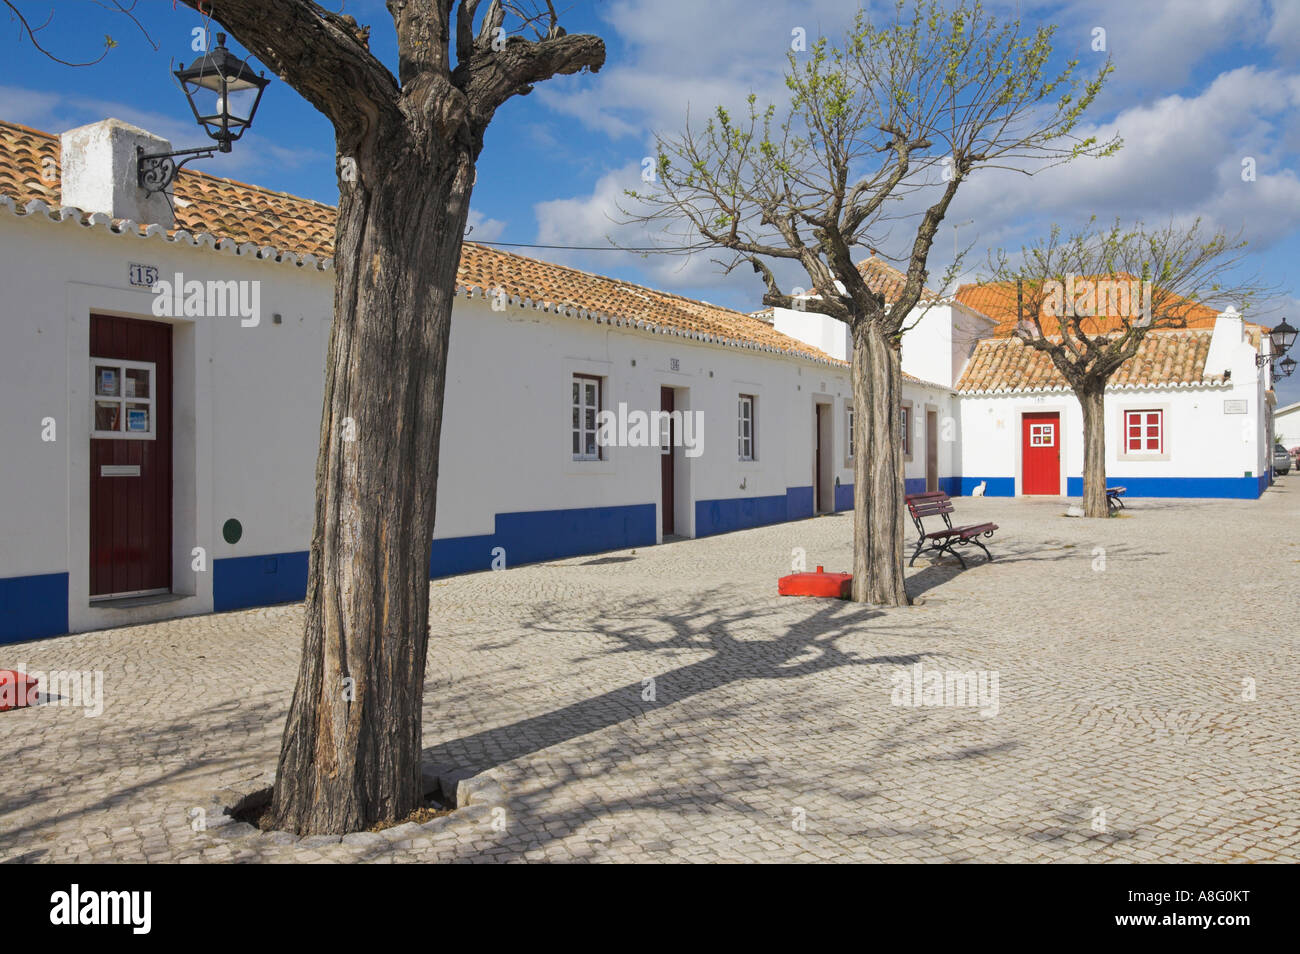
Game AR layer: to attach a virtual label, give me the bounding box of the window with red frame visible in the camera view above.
[1125,409,1163,453]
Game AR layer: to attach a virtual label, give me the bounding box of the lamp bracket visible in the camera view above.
[136,144,224,196]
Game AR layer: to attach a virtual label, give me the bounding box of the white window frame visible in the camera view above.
[571,373,603,461]
[738,394,755,461]
[845,404,855,462]
[1029,421,1056,447]
[901,402,913,461]
[1121,408,1165,458]
[90,357,157,440]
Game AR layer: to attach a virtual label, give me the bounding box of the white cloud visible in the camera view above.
[466,209,507,242]
[0,84,329,187]
[536,0,858,144]
[1266,0,1300,63]
[869,63,1300,294]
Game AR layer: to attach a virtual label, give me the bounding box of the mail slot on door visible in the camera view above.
[101,464,141,477]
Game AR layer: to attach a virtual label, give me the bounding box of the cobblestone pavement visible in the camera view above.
[3,484,1298,863]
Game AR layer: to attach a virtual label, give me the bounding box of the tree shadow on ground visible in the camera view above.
[396,696,1038,863]
[0,696,287,861]
[904,539,1165,597]
[422,587,934,774]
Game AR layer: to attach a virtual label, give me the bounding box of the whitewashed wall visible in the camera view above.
[0,208,333,637]
[1276,403,1300,449]
[1,207,892,639]
[959,381,1268,496]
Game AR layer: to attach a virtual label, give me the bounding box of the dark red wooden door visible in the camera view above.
[90,315,172,597]
[660,387,675,535]
[1021,411,1060,495]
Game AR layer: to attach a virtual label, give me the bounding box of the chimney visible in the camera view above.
[1204,305,1246,381]
[60,118,174,227]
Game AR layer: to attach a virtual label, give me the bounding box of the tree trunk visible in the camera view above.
[267,133,476,835]
[1078,381,1109,518]
[851,318,910,605]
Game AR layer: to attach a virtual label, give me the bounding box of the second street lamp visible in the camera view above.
[137,33,270,195]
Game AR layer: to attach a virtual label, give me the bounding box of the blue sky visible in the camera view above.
[3,0,1299,406]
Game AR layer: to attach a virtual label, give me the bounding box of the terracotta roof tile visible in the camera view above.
[954,329,1226,393]
[953,278,1253,336]
[0,119,842,367]
[855,256,940,304]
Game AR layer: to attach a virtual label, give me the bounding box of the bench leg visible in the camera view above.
[909,538,925,567]
[968,537,993,563]
[942,542,967,569]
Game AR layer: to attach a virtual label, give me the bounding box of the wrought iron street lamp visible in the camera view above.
[137,33,270,195]
[1279,355,1297,379]
[1255,318,1297,368]
[1270,318,1298,355]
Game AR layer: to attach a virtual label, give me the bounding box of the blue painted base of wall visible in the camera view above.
[696,486,826,538]
[0,572,68,645]
[212,502,660,613]
[831,478,959,510]
[786,485,814,521]
[213,550,310,613]
[1065,476,1265,499]
[429,502,658,576]
[696,486,818,537]
[955,475,1266,500]
[959,476,1016,496]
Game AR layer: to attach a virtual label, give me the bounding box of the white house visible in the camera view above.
[1276,401,1300,451]
[953,319,1274,498]
[0,115,1278,645]
[0,117,963,645]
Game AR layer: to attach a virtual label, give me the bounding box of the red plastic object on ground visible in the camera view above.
[778,565,852,599]
[0,670,38,711]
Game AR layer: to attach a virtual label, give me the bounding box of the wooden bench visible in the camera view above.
[1106,486,1126,513]
[905,491,998,569]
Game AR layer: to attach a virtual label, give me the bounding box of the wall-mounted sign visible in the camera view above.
[128,263,158,288]
[670,358,680,372]
[1223,399,1248,414]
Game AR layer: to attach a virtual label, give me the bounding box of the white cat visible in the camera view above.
[971,480,987,497]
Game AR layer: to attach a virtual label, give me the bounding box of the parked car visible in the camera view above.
[1274,444,1292,476]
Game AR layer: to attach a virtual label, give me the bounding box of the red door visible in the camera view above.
[660,387,675,536]
[90,315,172,597]
[1021,412,1060,495]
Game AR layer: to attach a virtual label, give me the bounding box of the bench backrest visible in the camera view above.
[906,491,954,532]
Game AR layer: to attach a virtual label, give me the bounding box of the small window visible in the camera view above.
[901,405,912,456]
[846,406,855,458]
[91,358,156,439]
[738,394,755,461]
[572,373,602,461]
[1029,422,1055,447]
[1125,409,1162,454]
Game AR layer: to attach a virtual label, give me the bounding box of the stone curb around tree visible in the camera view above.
[196,762,509,847]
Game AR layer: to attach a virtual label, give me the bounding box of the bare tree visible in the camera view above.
[1,0,155,64]
[623,0,1117,605]
[984,218,1271,517]
[139,1,602,834]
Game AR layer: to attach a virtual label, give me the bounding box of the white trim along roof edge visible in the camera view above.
[957,379,1233,396]
[2,193,860,373]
